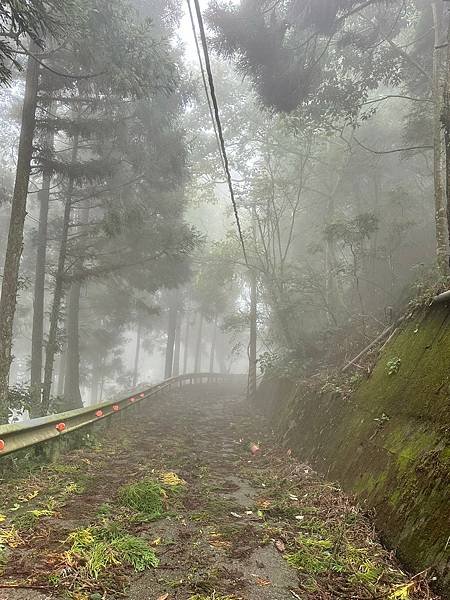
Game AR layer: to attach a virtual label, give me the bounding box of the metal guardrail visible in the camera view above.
[0,373,245,457]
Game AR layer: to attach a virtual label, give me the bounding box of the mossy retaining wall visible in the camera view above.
[258,304,450,596]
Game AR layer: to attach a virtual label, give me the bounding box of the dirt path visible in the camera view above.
[0,385,441,600]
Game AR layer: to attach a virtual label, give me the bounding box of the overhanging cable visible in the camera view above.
[189,0,250,267]
[186,0,225,173]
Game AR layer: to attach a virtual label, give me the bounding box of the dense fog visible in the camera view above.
[0,0,448,420]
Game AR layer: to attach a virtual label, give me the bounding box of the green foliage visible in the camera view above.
[66,524,159,578]
[13,508,53,531]
[118,480,165,521]
[386,357,401,376]
[286,535,334,574]
[0,0,77,85]
[324,213,379,245]
[208,0,403,118]
[96,503,113,518]
[286,532,384,587]
[7,384,34,417]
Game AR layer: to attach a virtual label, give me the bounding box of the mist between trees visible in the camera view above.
[0,0,449,422]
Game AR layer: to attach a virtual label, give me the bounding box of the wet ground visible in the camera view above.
[0,384,441,600]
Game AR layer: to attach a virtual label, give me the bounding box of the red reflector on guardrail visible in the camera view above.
[129,397,135,403]
[0,440,5,451]
[95,410,103,417]
[56,422,66,432]
[139,393,145,398]
[112,405,120,412]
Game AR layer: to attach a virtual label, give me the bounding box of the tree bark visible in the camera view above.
[57,341,66,398]
[216,334,228,374]
[132,319,142,387]
[41,135,79,414]
[248,270,257,402]
[173,318,181,377]
[0,42,40,422]
[90,357,99,406]
[194,313,203,373]
[209,316,217,374]
[64,202,89,410]
[444,6,450,246]
[432,2,450,273]
[164,293,178,379]
[30,116,55,416]
[183,312,190,374]
[63,278,83,410]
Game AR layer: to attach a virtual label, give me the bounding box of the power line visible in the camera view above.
[186,0,225,173]
[189,0,250,267]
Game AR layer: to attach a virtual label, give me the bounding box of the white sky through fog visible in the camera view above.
[178,0,208,63]
[177,0,240,63]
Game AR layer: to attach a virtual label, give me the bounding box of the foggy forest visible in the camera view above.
[0,1,448,600]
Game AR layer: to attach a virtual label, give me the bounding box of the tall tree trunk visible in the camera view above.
[30,119,55,416]
[183,312,190,374]
[194,313,203,373]
[432,3,450,273]
[64,203,89,410]
[248,270,257,402]
[132,319,142,387]
[42,136,79,414]
[209,316,217,374]
[99,357,105,402]
[0,42,40,422]
[63,279,83,409]
[444,7,450,246]
[90,357,100,406]
[57,341,66,398]
[216,335,228,374]
[164,293,178,379]
[173,318,181,377]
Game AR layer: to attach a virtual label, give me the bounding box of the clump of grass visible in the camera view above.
[48,463,80,475]
[286,533,385,590]
[286,535,334,574]
[64,481,85,495]
[0,525,23,548]
[96,503,113,518]
[118,480,165,521]
[13,508,53,531]
[66,524,159,578]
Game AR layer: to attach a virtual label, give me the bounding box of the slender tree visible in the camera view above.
[0,44,40,421]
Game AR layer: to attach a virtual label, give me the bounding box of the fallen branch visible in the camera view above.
[0,584,51,590]
[433,289,450,303]
[342,324,395,373]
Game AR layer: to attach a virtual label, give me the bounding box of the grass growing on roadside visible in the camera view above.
[286,532,392,590]
[13,508,54,531]
[118,480,166,521]
[0,525,23,548]
[286,535,334,574]
[66,524,159,578]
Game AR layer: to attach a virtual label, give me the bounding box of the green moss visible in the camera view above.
[389,489,402,507]
[353,472,387,497]
[263,304,450,589]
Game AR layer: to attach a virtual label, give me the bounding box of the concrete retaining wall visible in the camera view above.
[257,304,450,596]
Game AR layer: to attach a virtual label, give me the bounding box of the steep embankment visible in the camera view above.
[258,303,450,596]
